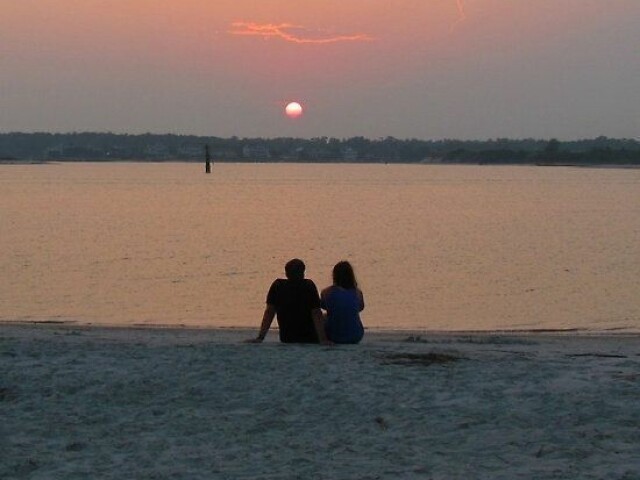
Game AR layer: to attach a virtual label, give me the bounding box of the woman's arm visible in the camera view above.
[320,286,331,310]
[357,289,365,312]
[312,308,332,345]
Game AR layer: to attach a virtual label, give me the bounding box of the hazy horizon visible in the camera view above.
[1,131,638,143]
[2,1,639,140]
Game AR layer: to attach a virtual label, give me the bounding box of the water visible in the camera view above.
[1,162,639,332]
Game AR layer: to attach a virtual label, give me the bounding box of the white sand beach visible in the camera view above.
[1,324,639,479]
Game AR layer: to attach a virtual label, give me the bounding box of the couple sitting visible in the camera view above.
[251,258,365,345]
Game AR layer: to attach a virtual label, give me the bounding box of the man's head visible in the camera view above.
[285,258,305,281]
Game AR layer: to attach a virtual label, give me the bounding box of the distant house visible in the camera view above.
[303,147,333,161]
[105,145,134,159]
[212,149,239,160]
[242,144,271,160]
[46,144,105,160]
[144,143,170,159]
[46,145,64,159]
[420,156,444,164]
[342,147,358,161]
[177,144,203,159]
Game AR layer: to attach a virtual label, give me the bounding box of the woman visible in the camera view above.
[321,261,365,344]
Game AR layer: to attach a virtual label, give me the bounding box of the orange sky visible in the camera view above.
[1,0,639,138]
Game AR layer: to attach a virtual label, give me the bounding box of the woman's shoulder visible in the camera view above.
[323,285,362,297]
[321,285,336,297]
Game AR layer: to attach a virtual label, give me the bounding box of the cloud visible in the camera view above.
[451,0,467,30]
[229,22,373,45]
[456,0,467,19]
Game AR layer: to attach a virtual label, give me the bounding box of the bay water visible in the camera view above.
[1,162,638,332]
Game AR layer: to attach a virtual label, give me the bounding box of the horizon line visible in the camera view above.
[1,131,638,143]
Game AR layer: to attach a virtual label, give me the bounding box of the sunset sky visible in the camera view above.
[1,0,638,139]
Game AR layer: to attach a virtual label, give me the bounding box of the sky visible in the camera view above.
[1,0,639,140]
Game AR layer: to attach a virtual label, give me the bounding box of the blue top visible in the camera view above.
[321,287,364,344]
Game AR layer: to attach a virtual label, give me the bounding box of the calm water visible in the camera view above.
[1,162,639,332]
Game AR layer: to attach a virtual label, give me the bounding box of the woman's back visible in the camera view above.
[321,286,364,344]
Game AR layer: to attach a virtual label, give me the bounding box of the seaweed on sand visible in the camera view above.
[378,352,465,366]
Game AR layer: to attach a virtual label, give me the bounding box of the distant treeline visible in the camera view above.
[1,132,639,165]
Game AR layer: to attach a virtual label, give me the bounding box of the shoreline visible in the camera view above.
[3,320,640,340]
[3,159,640,169]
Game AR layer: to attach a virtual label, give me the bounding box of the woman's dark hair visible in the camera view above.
[332,261,357,289]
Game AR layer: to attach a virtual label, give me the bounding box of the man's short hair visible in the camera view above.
[285,258,305,281]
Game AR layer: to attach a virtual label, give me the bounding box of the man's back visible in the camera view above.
[267,278,321,343]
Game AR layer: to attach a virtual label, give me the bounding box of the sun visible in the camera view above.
[285,101,303,119]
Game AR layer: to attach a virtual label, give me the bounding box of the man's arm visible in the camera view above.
[248,304,276,343]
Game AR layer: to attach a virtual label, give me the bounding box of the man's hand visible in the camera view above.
[247,305,276,344]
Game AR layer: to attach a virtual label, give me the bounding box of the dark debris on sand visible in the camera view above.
[566,353,628,359]
[378,352,465,367]
[402,335,538,346]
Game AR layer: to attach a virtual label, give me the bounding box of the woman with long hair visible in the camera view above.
[320,261,365,344]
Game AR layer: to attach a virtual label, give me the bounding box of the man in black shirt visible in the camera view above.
[250,259,330,344]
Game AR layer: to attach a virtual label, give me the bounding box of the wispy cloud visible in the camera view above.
[456,0,467,20]
[451,0,467,30]
[229,22,373,45]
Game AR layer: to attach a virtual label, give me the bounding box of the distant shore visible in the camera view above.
[2,132,639,166]
[0,159,49,165]
[2,158,640,169]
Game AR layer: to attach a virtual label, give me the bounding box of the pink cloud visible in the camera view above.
[451,0,467,30]
[229,22,373,45]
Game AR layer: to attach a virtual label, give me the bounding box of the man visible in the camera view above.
[250,259,330,344]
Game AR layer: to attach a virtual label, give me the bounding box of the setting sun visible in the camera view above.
[285,101,303,119]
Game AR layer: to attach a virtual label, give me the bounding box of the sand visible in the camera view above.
[1,324,639,479]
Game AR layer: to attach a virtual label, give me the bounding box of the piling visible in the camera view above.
[205,144,211,174]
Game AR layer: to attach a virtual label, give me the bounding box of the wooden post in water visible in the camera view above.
[205,144,211,174]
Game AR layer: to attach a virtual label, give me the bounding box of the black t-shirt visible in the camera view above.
[266,278,321,343]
